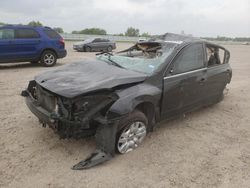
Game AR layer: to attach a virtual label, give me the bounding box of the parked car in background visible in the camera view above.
[22,33,231,170]
[73,38,116,52]
[138,37,147,42]
[0,25,67,67]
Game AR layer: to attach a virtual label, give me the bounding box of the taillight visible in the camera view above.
[59,38,65,48]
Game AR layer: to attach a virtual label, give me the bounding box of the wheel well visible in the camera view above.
[135,102,155,131]
[41,48,58,58]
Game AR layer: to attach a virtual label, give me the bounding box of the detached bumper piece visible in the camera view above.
[72,150,112,170]
[72,121,118,170]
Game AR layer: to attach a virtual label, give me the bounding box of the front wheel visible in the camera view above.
[40,50,57,67]
[107,46,112,52]
[116,110,148,154]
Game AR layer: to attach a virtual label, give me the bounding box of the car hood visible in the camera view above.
[35,60,147,98]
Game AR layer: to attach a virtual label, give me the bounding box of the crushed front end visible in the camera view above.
[21,80,119,139]
[22,80,122,169]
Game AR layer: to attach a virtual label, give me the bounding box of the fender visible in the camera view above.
[107,83,162,120]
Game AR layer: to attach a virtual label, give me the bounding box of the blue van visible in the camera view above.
[0,25,67,67]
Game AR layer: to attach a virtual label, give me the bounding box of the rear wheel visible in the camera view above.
[40,50,57,67]
[116,110,148,154]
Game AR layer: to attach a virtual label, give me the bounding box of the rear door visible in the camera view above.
[204,43,231,103]
[161,43,206,118]
[13,28,41,60]
[91,38,102,50]
[0,28,15,62]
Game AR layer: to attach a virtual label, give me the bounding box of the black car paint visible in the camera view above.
[34,60,147,98]
[22,34,232,169]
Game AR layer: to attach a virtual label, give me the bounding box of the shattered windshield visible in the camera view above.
[96,42,177,74]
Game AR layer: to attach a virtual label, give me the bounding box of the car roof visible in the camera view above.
[0,24,52,30]
[150,33,229,50]
[150,33,203,46]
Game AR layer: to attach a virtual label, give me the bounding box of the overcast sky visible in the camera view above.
[0,0,249,37]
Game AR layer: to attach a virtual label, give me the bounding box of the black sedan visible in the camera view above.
[73,38,116,52]
[22,33,232,170]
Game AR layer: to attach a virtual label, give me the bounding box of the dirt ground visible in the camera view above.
[0,41,250,188]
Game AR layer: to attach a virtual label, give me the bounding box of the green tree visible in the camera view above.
[72,28,107,35]
[28,21,43,27]
[0,22,7,26]
[141,32,150,37]
[125,27,140,37]
[53,27,64,33]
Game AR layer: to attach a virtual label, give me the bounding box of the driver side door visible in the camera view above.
[161,43,206,119]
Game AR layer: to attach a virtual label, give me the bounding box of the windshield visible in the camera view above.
[84,38,94,43]
[96,42,176,74]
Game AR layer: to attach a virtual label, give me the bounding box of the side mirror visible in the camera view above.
[169,68,174,73]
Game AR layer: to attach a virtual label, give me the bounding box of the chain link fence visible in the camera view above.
[61,33,148,42]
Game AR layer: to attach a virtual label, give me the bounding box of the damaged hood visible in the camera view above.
[35,60,147,98]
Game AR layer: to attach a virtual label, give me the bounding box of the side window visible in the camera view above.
[172,43,204,74]
[206,45,227,67]
[0,29,15,39]
[93,38,101,42]
[15,29,40,39]
[44,29,61,39]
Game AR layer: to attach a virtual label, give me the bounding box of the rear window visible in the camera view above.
[44,29,61,39]
[15,29,40,39]
[206,44,229,67]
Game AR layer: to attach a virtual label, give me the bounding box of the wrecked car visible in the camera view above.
[21,33,232,170]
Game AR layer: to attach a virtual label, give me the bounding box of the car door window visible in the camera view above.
[101,39,109,42]
[15,29,40,39]
[0,29,14,39]
[93,38,101,43]
[171,43,204,74]
[206,45,228,67]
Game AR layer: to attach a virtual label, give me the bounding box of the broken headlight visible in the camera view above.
[73,95,110,113]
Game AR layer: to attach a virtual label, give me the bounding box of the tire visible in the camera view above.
[116,110,148,154]
[40,50,57,67]
[85,46,91,52]
[107,46,112,52]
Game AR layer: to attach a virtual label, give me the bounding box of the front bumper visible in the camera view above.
[73,45,84,51]
[22,90,95,138]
